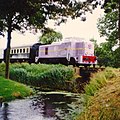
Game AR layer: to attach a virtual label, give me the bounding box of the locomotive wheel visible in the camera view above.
[69,58,76,67]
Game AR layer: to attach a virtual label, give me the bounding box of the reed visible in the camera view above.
[9,63,74,90]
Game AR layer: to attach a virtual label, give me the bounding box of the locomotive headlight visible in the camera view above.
[83,57,89,60]
[76,57,78,62]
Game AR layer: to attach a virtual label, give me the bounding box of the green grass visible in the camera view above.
[76,67,120,120]
[0,76,33,101]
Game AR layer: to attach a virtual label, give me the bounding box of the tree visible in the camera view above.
[97,0,120,67]
[90,38,112,67]
[96,42,114,67]
[0,0,102,79]
[113,47,120,67]
[91,39,120,68]
[39,28,62,44]
[97,1,118,47]
[102,0,120,46]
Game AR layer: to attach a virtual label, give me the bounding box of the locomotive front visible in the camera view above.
[75,41,97,66]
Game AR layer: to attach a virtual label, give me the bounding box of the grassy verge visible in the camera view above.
[76,67,120,120]
[0,76,33,101]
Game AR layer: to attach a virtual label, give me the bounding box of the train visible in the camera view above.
[0,37,97,67]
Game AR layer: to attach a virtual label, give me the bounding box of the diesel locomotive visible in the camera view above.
[0,37,97,67]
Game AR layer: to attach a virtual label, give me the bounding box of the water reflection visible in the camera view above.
[31,92,83,120]
[0,103,9,120]
[0,91,83,120]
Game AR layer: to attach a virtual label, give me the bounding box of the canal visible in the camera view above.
[0,91,84,120]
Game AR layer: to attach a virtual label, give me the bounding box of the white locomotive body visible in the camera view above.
[36,38,97,66]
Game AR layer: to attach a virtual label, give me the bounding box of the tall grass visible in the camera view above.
[9,63,74,90]
[76,67,119,120]
[84,67,117,97]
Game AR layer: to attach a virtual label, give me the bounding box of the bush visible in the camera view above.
[0,63,5,77]
[10,63,74,90]
[10,67,27,83]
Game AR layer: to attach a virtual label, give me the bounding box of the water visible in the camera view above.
[0,91,83,120]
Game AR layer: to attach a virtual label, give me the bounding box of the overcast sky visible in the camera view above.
[0,6,105,49]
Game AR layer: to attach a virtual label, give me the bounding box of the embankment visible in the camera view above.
[76,67,120,120]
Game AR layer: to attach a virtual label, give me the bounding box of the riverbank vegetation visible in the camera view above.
[77,67,120,120]
[0,63,75,102]
[9,63,74,90]
[0,76,33,101]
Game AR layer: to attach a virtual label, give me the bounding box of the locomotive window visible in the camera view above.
[45,47,48,55]
[11,50,13,54]
[14,49,16,54]
[20,49,22,53]
[23,49,25,53]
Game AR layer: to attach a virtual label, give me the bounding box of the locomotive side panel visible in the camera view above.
[38,44,59,58]
[58,42,71,58]
[36,42,71,64]
[36,40,97,66]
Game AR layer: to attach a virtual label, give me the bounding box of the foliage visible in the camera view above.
[0,63,5,77]
[39,28,63,44]
[97,7,118,46]
[84,67,117,99]
[91,37,120,68]
[0,76,33,101]
[9,63,74,90]
[96,42,114,67]
[112,47,120,67]
[76,67,120,120]
[93,40,120,68]
[96,0,120,67]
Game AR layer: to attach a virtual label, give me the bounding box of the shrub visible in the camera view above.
[10,68,27,83]
[0,63,5,77]
[10,63,74,90]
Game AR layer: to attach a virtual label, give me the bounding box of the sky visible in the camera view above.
[0,6,105,49]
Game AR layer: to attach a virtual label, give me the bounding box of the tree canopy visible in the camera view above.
[39,28,62,44]
[97,0,119,47]
[0,0,101,33]
[95,0,120,67]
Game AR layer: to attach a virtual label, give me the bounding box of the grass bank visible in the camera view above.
[76,67,120,120]
[0,76,33,101]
